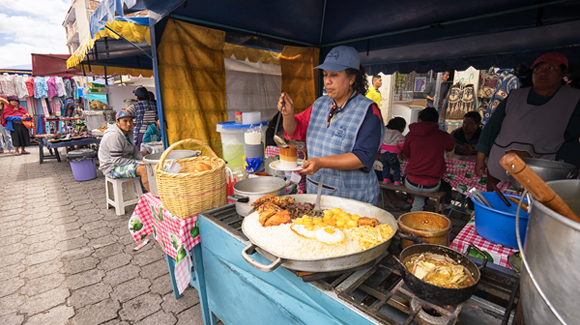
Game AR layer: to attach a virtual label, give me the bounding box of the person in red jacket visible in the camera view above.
[402,107,454,211]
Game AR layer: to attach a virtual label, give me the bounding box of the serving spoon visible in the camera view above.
[274,97,289,148]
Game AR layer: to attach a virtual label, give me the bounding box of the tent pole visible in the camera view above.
[149,23,168,149]
[318,0,328,46]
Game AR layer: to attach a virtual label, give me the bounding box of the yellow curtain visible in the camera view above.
[78,64,154,78]
[223,43,281,65]
[280,46,320,113]
[157,19,227,157]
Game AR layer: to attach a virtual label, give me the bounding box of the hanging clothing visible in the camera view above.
[47,77,58,98]
[445,83,476,120]
[483,69,519,124]
[25,77,35,97]
[0,74,18,96]
[55,77,66,97]
[34,77,48,98]
[16,76,29,99]
[64,78,73,98]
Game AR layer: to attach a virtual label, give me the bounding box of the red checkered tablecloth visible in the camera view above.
[450,217,516,269]
[265,145,307,194]
[129,193,200,259]
[396,154,517,195]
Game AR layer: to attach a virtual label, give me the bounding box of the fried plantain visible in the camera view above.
[357,217,380,227]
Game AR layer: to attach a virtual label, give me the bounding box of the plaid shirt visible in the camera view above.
[128,100,157,145]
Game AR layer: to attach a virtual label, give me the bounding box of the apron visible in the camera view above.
[488,87,580,181]
[306,94,384,204]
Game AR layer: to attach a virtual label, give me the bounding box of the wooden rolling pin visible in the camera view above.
[500,153,580,223]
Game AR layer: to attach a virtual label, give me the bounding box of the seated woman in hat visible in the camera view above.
[278,46,385,204]
[0,96,32,155]
[98,110,150,192]
[475,52,580,189]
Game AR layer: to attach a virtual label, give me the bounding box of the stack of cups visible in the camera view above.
[244,131,264,173]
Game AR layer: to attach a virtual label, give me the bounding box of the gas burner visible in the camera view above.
[409,297,461,325]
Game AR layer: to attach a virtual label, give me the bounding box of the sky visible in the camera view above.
[0,0,71,69]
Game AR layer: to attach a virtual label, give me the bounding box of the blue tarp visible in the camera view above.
[89,0,580,73]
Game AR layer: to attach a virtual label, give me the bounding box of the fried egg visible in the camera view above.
[290,224,317,239]
[314,227,345,245]
[290,224,346,245]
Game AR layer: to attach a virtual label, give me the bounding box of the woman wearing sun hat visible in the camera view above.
[0,95,32,155]
[278,46,384,204]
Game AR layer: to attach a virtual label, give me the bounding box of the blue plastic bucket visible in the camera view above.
[473,192,529,248]
[69,158,97,181]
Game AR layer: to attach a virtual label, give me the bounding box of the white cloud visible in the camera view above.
[0,0,71,68]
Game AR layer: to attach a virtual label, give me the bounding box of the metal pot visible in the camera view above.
[241,194,397,272]
[511,158,575,189]
[228,176,286,216]
[516,180,580,325]
[393,243,487,306]
[142,150,201,197]
[397,212,452,249]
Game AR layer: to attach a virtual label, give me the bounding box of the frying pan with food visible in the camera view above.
[393,244,487,306]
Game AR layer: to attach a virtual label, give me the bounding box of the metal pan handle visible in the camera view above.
[241,243,283,272]
[227,194,249,203]
[465,244,488,270]
[396,230,429,244]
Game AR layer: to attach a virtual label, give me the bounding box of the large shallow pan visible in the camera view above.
[394,243,487,306]
[241,194,398,273]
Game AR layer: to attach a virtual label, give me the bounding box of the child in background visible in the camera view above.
[142,115,161,146]
[380,117,406,185]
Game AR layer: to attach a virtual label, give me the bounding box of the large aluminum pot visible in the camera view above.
[512,158,575,189]
[142,150,201,197]
[241,194,397,272]
[228,177,286,216]
[518,180,580,325]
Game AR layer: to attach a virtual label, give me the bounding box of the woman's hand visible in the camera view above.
[278,92,295,117]
[299,158,323,175]
[475,152,487,176]
[21,116,27,121]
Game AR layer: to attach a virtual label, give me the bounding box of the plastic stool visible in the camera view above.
[105,177,143,215]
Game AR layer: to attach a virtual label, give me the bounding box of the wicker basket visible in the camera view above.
[155,139,226,219]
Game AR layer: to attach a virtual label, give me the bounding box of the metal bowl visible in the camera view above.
[511,158,575,188]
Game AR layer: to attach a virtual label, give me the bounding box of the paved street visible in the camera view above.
[0,147,205,325]
[0,145,470,325]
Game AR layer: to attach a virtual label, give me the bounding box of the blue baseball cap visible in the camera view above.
[313,46,360,72]
[116,109,136,120]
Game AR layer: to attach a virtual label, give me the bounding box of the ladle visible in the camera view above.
[273,109,288,148]
[500,153,580,223]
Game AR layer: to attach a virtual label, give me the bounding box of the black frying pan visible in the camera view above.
[393,244,487,306]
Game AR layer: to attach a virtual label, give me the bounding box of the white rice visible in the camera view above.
[243,212,364,259]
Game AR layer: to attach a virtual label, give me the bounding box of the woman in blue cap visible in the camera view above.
[278,46,384,204]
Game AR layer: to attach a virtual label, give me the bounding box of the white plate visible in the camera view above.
[269,159,304,171]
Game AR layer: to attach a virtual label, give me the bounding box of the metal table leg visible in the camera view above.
[39,140,44,164]
[165,253,183,299]
[165,246,216,325]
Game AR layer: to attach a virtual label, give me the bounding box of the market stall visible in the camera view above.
[74,1,580,324]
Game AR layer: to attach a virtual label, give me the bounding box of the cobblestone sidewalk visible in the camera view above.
[0,147,205,324]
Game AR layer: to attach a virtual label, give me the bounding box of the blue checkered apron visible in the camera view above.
[306,94,383,204]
